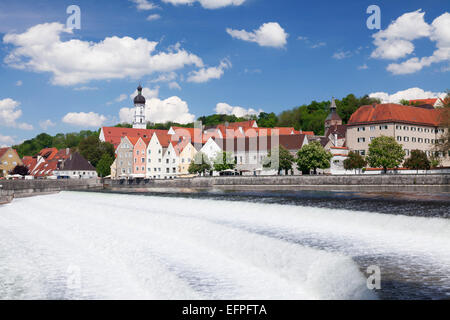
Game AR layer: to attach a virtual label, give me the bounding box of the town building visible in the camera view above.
[0,147,22,177]
[347,103,449,166]
[114,136,135,178]
[53,152,98,179]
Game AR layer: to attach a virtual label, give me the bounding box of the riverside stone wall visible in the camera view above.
[109,174,450,189]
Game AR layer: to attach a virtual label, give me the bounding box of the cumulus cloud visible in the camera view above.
[358,64,369,70]
[73,86,99,91]
[0,98,33,130]
[226,22,288,48]
[15,80,22,86]
[130,0,158,10]
[215,102,263,118]
[3,22,203,86]
[187,59,231,83]
[162,0,245,9]
[120,87,195,124]
[39,119,56,130]
[370,10,450,74]
[0,134,15,147]
[62,112,107,127]
[369,87,447,103]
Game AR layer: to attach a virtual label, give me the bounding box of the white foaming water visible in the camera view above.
[1,191,449,300]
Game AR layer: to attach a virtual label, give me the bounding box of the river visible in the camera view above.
[0,189,449,300]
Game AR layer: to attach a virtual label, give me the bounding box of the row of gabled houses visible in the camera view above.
[103,121,319,179]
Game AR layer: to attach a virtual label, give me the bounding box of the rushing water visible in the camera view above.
[0,190,449,300]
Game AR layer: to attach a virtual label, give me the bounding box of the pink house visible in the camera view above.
[131,137,150,178]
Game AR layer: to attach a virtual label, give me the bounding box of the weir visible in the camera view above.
[0,179,102,204]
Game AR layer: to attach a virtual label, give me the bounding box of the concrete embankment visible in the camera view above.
[0,179,102,204]
[108,174,450,191]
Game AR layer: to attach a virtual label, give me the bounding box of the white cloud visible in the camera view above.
[73,86,99,91]
[215,102,263,118]
[116,94,128,102]
[15,80,22,86]
[162,0,245,9]
[187,59,231,83]
[226,22,288,48]
[0,134,15,147]
[332,50,352,60]
[358,64,369,70]
[39,119,56,130]
[168,82,181,90]
[310,42,326,49]
[369,87,447,103]
[0,98,33,130]
[150,72,178,83]
[3,22,204,86]
[62,112,107,127]
[371,10,450,74]
[147,14,161,21]
[130,0,158,10]
[121,87,195,124]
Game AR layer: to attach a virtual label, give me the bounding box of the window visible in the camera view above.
[370,137,375,142]
[380,125,388,130]
[173,159,176,163]
[403,137,409,142]
[8,154,12,158]
[166,159,169,164]
[148,159,151,163]
[359,150,366,156]
[418,128,423,132]
[173,168,176,173]
[370,126,375,131]
[137,150,139,155]
[403,126,408,131]
[141,158,145,163]
[182,158,185,163]
[142,167,145,171]
[425,139,430,143]
[134,158,137,163]
[396,125,401,130]
[357,137,366,143]
[412,137,416,142]
[425,128,429,133]
[166,168,170,173]
[418,138,423,143]
[405,149,410,156]
[397,136,402,142]
[358,127,365,132]
[158,159,162,163]
[158,150,161,154]
[411,127,416,132]
[136,167,139,171]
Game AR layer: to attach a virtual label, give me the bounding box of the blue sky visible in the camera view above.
[0,0,449,146]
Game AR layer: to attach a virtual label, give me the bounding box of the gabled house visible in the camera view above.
[0,147,22,177]
[53,152,98,179]
[115,136,135,178]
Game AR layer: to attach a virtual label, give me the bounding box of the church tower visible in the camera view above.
[325,97,342,132]
[133,85,146,129]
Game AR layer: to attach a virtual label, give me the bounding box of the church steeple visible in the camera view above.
[133,84,146,129]
[325,97,342,132]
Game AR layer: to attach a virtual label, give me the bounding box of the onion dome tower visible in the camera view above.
[133,85,146,129]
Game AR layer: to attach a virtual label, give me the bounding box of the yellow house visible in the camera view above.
[0,147,23,177]
[178,142,198,175]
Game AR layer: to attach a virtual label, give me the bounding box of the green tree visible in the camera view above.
[96,153,114,177]
[263,145,295,175]
[188,152,211,175]
[213,152,236,172]
[296,141,332,175]
[399,99,411,106]
[430,153,441,168]
[257,112,278,128]
[403,150,431,173]
[343,151,367,173]
[77,136,115,168]
[367,136,406,174]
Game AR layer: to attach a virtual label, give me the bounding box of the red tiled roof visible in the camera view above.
[224,120,257,129]
[22,156,37,170]
[348,103,442,127]
[101,127,168,148]
[38,148,59,160]
[409,99,437,106]
[0,147,10,159]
